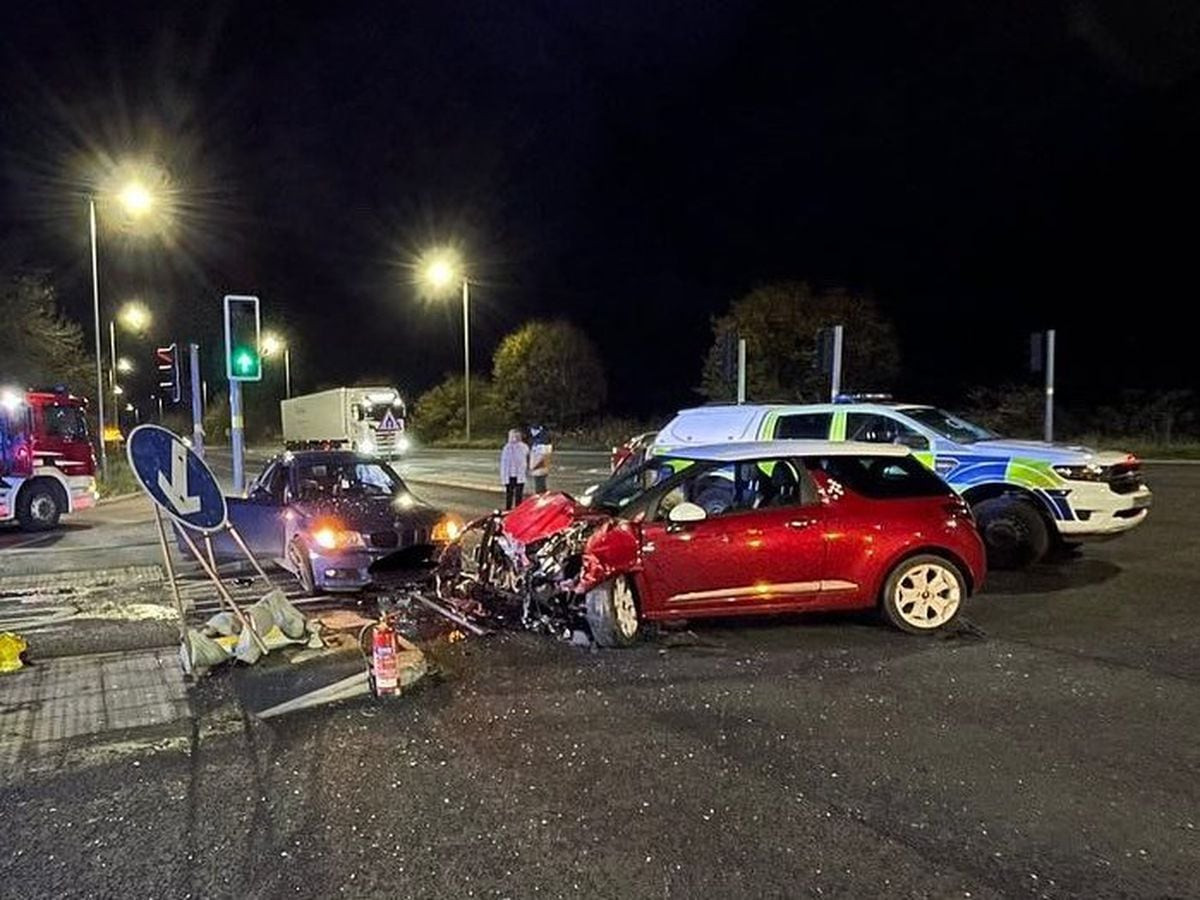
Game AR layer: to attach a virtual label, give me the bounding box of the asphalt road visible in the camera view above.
[2,462,1199,897]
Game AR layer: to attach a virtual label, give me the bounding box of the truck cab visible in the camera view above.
[0,388,98,530]
[653,399,1152,568]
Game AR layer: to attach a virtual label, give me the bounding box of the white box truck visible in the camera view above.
[281,386,409,456]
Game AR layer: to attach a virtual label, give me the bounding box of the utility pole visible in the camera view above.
[736,338,747,403]
[1044,328,1056,442]
[829,324,844,401]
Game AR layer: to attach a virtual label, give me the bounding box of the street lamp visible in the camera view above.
[419,248,472,440]
[116,357,134,374]
[109,301,151,402]
[89,180,156,479]
[261,332,292,399]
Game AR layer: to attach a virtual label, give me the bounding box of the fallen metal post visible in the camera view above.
[411,591,488,636]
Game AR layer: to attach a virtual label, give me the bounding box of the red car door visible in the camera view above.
[636,458,829,618]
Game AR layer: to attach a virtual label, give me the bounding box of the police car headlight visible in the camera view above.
[1053,464,1105,482]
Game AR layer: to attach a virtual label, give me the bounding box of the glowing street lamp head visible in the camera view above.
[418,248,463,295]
[261,333,284,357]
[118,301,150,333]
[118,181,153,217]
[116,357,134,374]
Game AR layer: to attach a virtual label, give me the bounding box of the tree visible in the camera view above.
[0,273,93,394]
[700,282,900,403]
[412,374,506,442]
[492,320,607,424]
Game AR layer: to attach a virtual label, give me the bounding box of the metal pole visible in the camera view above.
[189,342,204,457]
[89,197,108,480]
[284,348,292,399]
[462,279,471,441]
[230,379,245,493]
[109,320,117,397]
[829,324,844,401]
[736,338,747,404]
[1044,328,1055,442]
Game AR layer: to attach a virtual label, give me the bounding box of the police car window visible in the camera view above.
[811,455,948,499]
[775,413,831,440]
[846,413,921,444]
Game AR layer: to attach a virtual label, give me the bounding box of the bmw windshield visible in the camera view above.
[904,408,997,444]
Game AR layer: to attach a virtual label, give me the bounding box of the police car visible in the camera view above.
[651,397,1152,568]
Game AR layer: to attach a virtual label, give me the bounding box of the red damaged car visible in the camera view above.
[439,441,985,647]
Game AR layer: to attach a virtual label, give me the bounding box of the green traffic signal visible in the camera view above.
[232,346,260,377]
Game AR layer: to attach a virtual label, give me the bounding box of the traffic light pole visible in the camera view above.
[189,342,204,457]
[230,379,245,493]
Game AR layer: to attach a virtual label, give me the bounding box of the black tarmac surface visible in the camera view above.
[2,465,1198,898]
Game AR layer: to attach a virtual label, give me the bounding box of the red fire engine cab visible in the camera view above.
[0,388,98,531]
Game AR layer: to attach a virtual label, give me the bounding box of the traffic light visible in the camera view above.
[223,295,262,381]
[155,343,181,403]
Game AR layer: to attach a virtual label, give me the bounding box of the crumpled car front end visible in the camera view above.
[436,492,634,638]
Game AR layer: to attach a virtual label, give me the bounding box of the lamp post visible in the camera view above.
[88,181,154,479]
[420,250,472,441]
[261,333,291,399]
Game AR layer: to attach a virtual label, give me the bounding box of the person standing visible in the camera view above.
[500,428,530,509]
[528,426,553,494]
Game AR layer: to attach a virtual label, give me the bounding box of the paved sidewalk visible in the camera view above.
[0,648,190,772]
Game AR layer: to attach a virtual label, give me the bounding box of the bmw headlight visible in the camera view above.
[1052,463,1105,482]
[310,519,366,550]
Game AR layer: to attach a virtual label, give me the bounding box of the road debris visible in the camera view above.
[0,631,28,673]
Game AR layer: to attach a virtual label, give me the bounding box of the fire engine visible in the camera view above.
[0,388,98,531]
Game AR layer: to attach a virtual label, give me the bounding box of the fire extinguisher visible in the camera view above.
[371,616,399,697]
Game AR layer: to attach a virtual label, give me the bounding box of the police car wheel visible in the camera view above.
[973,497,1050,569]
[17,483,62,531]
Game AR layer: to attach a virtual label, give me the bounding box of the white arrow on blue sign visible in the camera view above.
[126,425,228,532]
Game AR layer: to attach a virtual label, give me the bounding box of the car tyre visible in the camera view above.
[286,537,316,596]
[972,496,1050,569]
[880,553,967,634]
[17,482,62,531]
[586,574,641,648]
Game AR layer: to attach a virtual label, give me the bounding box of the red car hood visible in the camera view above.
[501,492,602,543]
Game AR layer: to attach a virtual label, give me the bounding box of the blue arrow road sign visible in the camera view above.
[126,425,227,532]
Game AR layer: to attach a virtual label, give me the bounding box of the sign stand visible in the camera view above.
[151,506,188,643]
[174,526,270,656]
[126,423,273,666]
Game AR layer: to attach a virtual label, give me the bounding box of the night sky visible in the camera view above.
[3,1,1199,416]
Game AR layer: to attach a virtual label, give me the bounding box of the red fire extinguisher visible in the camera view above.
[372,617,399,697]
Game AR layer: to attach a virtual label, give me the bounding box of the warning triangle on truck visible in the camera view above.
[378,411,400,432]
